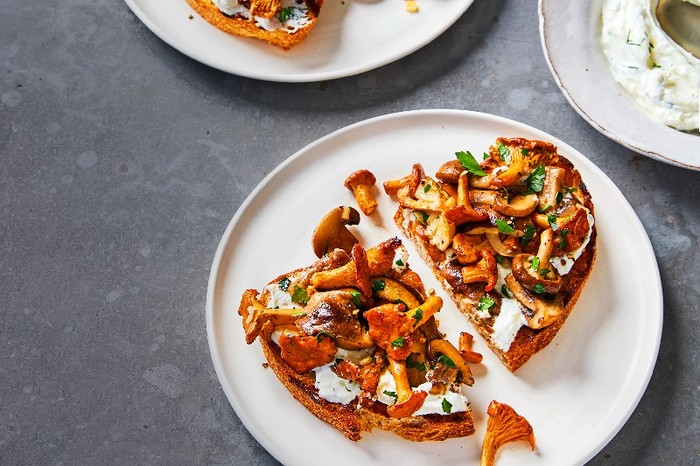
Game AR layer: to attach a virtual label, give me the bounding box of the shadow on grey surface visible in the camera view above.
[142,0,504,112]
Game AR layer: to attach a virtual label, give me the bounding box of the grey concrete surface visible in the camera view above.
[1,0,698,464]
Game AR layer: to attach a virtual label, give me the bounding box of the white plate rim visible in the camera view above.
[206,109,663,465]
[538,0,700,171]
[124,0,474,82]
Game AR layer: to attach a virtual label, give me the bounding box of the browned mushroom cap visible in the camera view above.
[494,193,538,217]
[311,206,361,258]
[505,274,563,329]
[345,169,378,216]
[435,159,464,184]
[480,400,535,466]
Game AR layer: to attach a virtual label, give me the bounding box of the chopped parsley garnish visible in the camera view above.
[456,151,487,176]
[437,354,455,368]
[442,398,453,414]
[521,223,536,248]
[497,142,511,163]
[501,284,512,298]
[556,191,564,204]
[495,254,504,265]
[533,283,546,294]
[391,337,405,348]
[478,296,495,312]
[407,358,426,372]
[349,290,363,308]
[278,7,296,23]
[564,186,578,194]
[413,307,423,326]
[394,299,408,310]
[495,219,515,234]
[291,286,309,305]
[483,152,490,161]
[521,148,530,157]
[539,268,551,276]
[383,390,399,403]
[423,183,432,193]
[415,211,430,224]
[626,30,644,46]
[372,279,386,292]
[526,165,546,193]
[547,213,558,230]
[531,257,540,271]
[278,277,291,291]
[395,258,404,267]
[559,228,569,248]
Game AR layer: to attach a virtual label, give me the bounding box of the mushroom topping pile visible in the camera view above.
[384,138,595,338]
[239,210,480,417]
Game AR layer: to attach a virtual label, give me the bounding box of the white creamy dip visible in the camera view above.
[600,0,700,131]
[211,0,312,33]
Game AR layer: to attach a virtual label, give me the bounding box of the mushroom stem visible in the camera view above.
[536,228,554,267]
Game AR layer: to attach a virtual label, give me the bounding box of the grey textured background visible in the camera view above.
[1,0,699,464]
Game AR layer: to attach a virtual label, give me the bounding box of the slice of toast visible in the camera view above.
[386,138,597,372]
[188,0,322,49]
[238,239,476,441]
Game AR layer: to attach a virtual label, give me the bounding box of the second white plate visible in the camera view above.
[207,110,662,465]
[125,0,474,82]
[539,0,700,170]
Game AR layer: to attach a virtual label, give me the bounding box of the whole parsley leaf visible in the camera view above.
[526,165,546,193]
[456,151,487,176]
[495,219,515,234]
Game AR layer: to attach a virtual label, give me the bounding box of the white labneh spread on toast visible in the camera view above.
[550,212,595,276]
[212,0,312,33]
[491,298,528,352]
[376,370,468,415]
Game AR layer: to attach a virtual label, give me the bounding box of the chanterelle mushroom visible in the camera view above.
[345,169,378,216]
[311,206,361,258]
[480,400,535,466]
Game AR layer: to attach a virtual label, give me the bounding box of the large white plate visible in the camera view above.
[125,0,474,82]
[207,110,662,465]
[538,0,700,171]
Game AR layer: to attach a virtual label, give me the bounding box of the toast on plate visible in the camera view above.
[238,236,476,441]
[188,0,322,49]
[384,137,596,372]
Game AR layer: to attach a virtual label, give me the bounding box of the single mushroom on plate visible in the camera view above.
[345,169,378,216]
[480,400,535,466]
[311,205,361,258]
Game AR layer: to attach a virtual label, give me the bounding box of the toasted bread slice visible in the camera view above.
[188,0,322,49]
[387,138,597,372]
[238,240,475,441]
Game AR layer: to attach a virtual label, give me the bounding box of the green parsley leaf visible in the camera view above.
[423,183,431,193]
[349,290,363,308]
[291,286,309,305]
[559,228,569,249]
[395,258,404,267]
[564,186,578,194]
[406,358,426,372]
[556,191,564,204]
[372,279,386,292]
[278,277,291,292]
[391,337,405,348]
[278,7,295,23]
[501,284,512,298]
[497,142,511,163]
[383,390,398,403]
[483,152,490,161]
[478,296,495,312]
[526,165,546,193]
[533,283,546,294]
[495,219,515,234]
[539,268,551,276]
[394,299,408,310]
[413,308,423,326]
[438,354,455,368]
[539,205,552,214]
[456,151,487,176]
[520,223,536,248]
[547,213,558,230]
[415,211,430,224]
[521,148,530,157]
[442,398,453,414]
[495,254,504,265]
[531,257,540,271]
